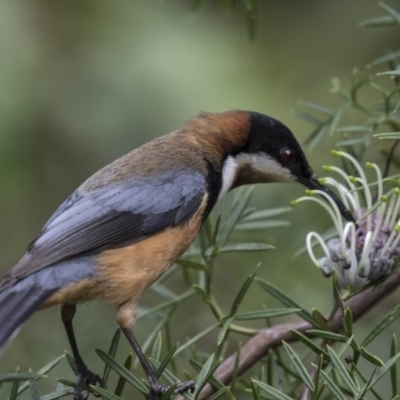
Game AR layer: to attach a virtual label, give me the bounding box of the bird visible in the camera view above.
[0,110,355,400]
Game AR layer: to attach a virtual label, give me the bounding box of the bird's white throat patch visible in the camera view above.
[218,153,295,201]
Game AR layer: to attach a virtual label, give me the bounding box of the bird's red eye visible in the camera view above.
[281,148,297,165]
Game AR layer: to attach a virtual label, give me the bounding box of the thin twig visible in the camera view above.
[184,268,400,400]
[383,140,399,179]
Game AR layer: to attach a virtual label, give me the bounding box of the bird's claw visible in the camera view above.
[73,363,103,400]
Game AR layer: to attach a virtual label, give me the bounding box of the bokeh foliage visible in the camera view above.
[1,1,400,399]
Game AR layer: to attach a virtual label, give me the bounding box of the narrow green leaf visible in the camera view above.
[235,308,300,320]
[374,132,400,141]
[156,343,178,378]
[329,107,346,136]
[193,285,211,303]
[29,377,40,400]
[257,279,316,327]
[379,2,400,24]
[282,342,315,392]
[208,387,229,400]
[363,352,400,391]
[390,334,398,398]
[368,49,400,68]
[174,323,219,356]
[235,221,289,230]
[299,100,335,115]
[138,312,171,365]
[292,110,322,125]
[217,317,234,346]
[9,380,18,400]
[194,354,216,397]
[327,346,358,395]
[175,259,207,271]
[0,374,44,383]
[359,347,384,366]
[219,186,253,246]
[10,354,65,398]
[307,124,328,150]
[312,308,329,330]
[102,328,121,385]
[378,70,400,76]
[290,330,330,360]
[39,388,75,400]
[338,125,373,133]
[250,379,261,400]
[361,303,400,347]
[243,207,291,220]
[314,355,324,395]
[343,308,353,337]
[137,289,194,319]
[218,243,274,253]
[230,265,258,316]
[317,368,347,400]
[114,354,132,397]
[151,332,162,362]
[360,15,398,28]
[307,330,348,342]
[252,379,294,400]
[89,385,124,400]
[336,138,369,147]
[95,349,148,394]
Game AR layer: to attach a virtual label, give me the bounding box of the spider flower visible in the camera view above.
[292,150,400,292]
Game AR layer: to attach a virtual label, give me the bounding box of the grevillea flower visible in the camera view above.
[292,150,400,293]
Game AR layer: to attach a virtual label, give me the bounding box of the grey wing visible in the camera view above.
[12,170,206,279]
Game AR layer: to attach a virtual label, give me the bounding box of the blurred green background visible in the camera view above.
[1,0,400,398]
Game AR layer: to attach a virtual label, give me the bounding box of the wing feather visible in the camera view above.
[9,170,206,281]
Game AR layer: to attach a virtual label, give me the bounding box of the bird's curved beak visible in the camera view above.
[300,175,356,224]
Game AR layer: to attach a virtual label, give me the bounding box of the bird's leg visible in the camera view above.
[121,327,195,399]
[60,304,103,400]
[117,307,195,399]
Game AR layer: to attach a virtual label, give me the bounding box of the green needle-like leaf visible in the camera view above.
[156,343,178,379]
[219,186,253,246]
[95,348,149,394]
[0,373,44,383]
[257,279,316,327]
[90,385,124,400]
[327,346,358,395]
[29,377,39,400]
[379,2,400,24]
[252,380,294,400]
[208,387,229,400]
[361,303,400,347]
[229,265,258,316]
[343,308,353,337]
[39,388,75,400]
[359,347,384,366]
[194,354,217,397]
[361,352,400,392]
[235,308,300,320]
[282,342,315,392]
[175,259,208,271]
[217,243,274,253]
[175,323,219,357]
[217,317,234,346]
[290,330,330,360]
[151,332,162,363]
[114,354,132,397]
[9,380,18,400]
[307,330,348,342]
[102,328,121,385]
[317,368,347,400]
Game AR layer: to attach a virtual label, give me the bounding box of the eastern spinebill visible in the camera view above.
[0,110,355,400]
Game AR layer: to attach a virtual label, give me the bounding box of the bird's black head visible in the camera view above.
[225,111,355,223]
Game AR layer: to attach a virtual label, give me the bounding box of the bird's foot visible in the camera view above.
[147,380,195,400]
[73,362,103,400]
